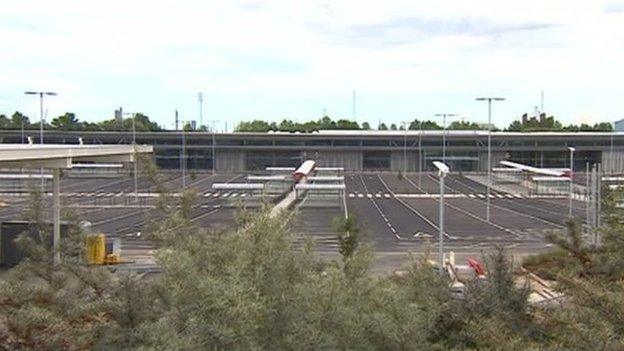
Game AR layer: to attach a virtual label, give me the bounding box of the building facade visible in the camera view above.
[1,130,623,173]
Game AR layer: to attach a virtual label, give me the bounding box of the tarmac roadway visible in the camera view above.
[0,171,587,267]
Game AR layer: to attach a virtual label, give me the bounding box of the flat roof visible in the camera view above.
[0,144,153,169]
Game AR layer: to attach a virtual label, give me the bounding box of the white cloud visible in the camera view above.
[0,0,623,127]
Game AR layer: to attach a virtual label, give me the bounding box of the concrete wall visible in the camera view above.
[478,151,507,172]
[315,150,362,171]
[602,150,624,173]
[390,150,420,172]
[215,150,245,173]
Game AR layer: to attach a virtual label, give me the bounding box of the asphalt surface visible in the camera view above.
[0,171,592,267]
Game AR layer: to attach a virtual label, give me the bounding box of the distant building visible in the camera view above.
[615,118,624,132]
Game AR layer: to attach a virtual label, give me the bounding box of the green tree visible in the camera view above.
[51,112,81,131]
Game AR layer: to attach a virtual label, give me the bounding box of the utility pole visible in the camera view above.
[476,97,505,223]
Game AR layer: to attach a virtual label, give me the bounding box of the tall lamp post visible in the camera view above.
[121,112,139,201]
[476,97,505,223]
[568,147,575,217]
[208,120,219,175]
[402,121,408,174]
[433,161,450,272]
[419,120,423,187]
[434,113,457,165]
[25,91,57,190]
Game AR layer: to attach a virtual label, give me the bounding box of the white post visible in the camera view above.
[133,115,138,202]
[418,121,422,187]
[53,168,60,266]
[486,100,492,222]
[439,172,445,271]
[182,124,186,189]
[568,147,574,217]
[403,122,407,173]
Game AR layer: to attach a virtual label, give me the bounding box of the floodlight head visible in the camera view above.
[433,161,450,176]
[568,146,575,152]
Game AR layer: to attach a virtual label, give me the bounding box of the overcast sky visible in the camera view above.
[1,0,623,130]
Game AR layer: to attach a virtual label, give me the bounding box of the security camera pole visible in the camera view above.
[433,160,450,273]
[476,97,505,222]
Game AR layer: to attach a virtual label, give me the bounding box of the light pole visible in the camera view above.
[198,92,203,129]
[402,121,408,174]
[419,120,423,187]
[208,120,219,175]
[24,91,57,145]
[25,91,57,190]
[568,146,575,217]
[179,119,196,189]
[476,97,505,223]
[435,113,457,166]
[121,112,139,201]
[433,161,450,272]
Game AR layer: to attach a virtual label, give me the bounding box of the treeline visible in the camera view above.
[0,111,163,132]
[1,162,624,349]
[237,114,614,133]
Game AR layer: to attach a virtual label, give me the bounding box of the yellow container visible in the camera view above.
[85,234,106,265]
[105,253,120,265]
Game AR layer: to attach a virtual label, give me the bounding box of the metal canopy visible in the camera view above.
[0,144,153,266]
[0,144,152,169]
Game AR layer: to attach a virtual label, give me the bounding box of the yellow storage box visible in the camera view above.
[85,234,106,265]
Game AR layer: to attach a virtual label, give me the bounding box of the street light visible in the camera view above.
[476,97,505,223]
[208,120,219,175]
[568,146,575,217]
[180,119,196,189]
[401,121,408,174]
[121,112,139,201]
[24,91,57,145]
[25,91,57,190]
[434,113,457,165]
[433,160,450,272]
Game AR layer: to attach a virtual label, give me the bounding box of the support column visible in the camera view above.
[53,168,60,266]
